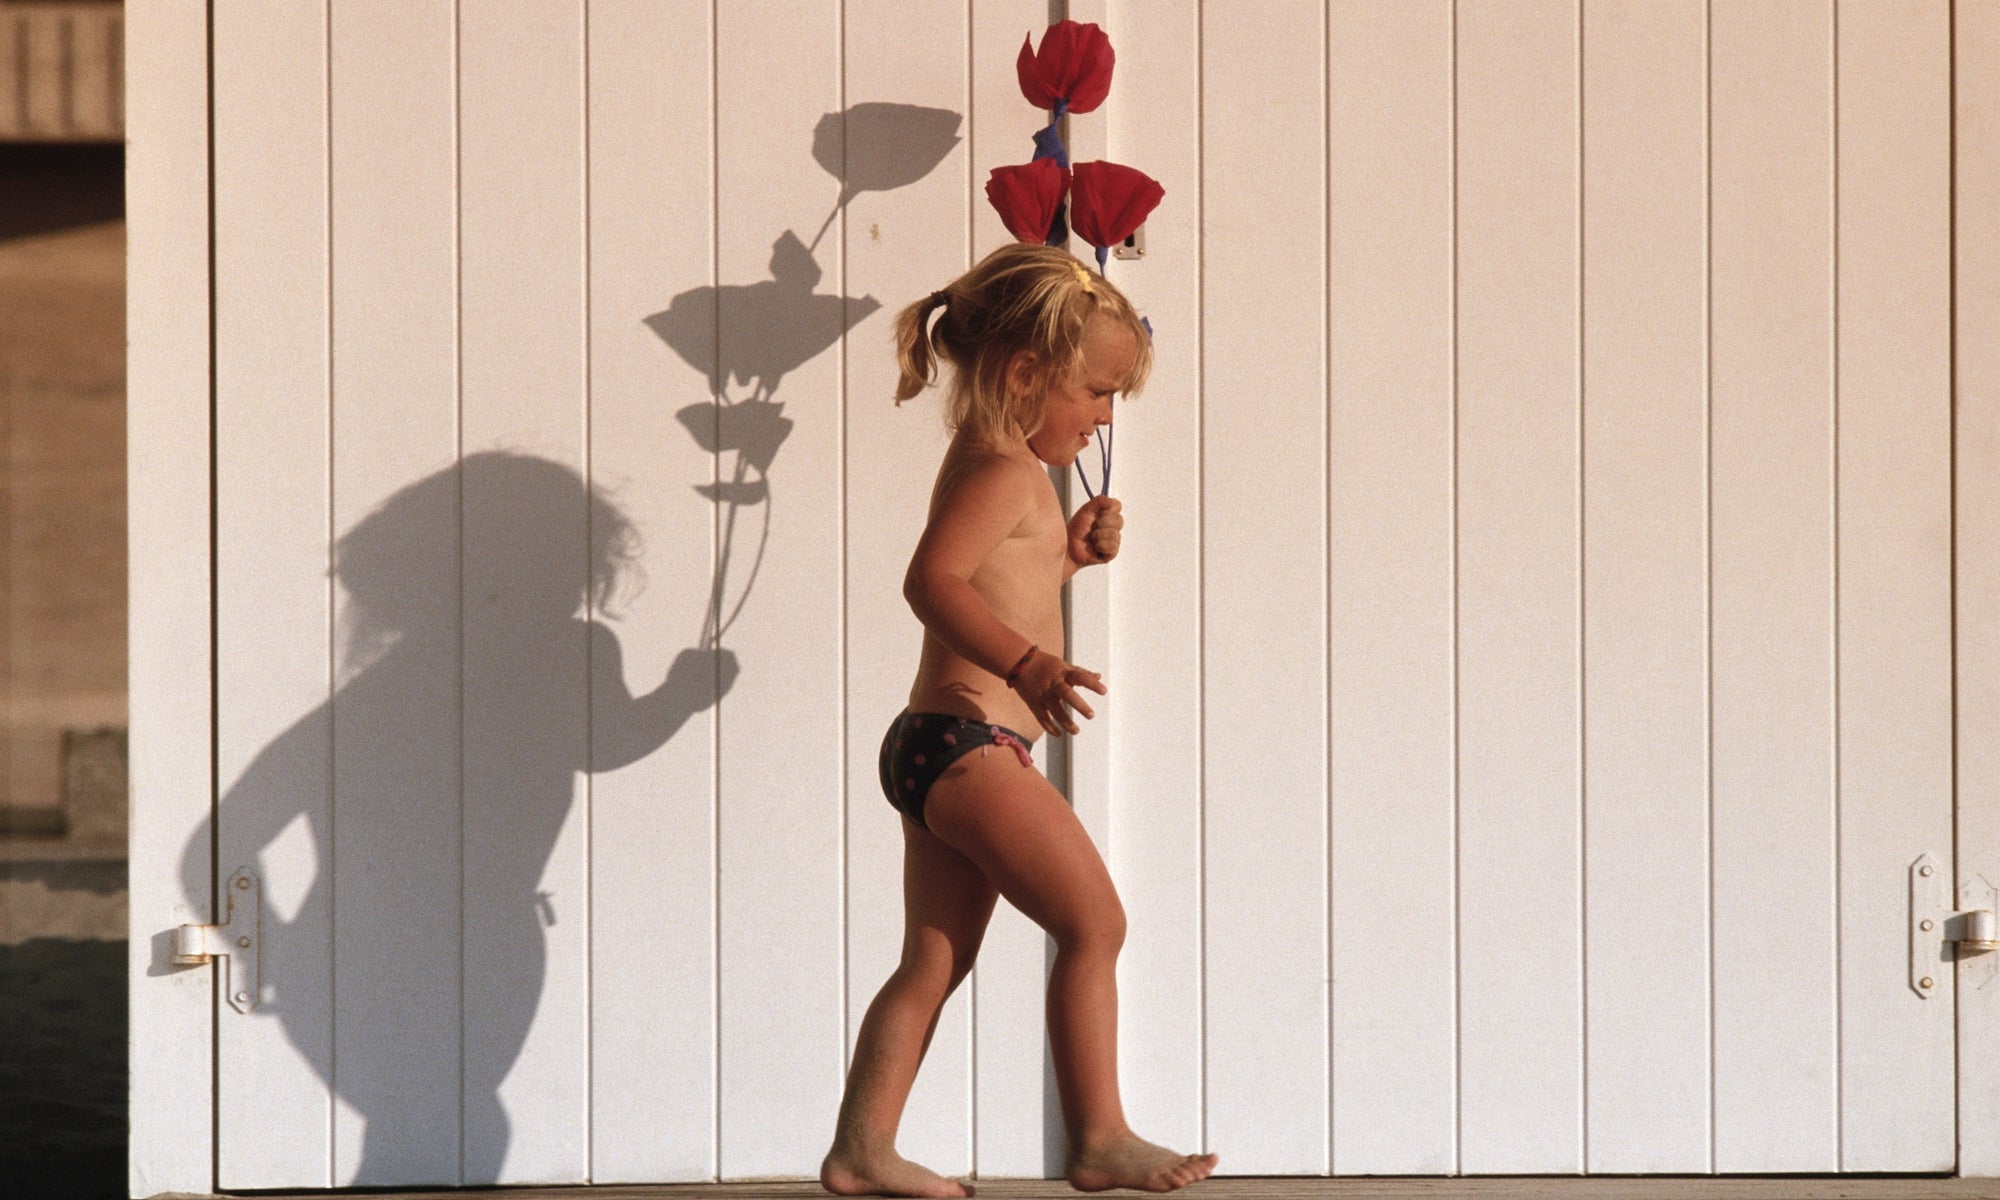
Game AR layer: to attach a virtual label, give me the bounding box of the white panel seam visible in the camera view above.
[1448,0,1463,1176]
[1319,0,1333,1172]
[452,0,467,1185]
[322,0,337,1183]
[1194,0,1209,1162]
[579,0,594,1179]
[1568,0,1584,1168]
[1829,0,1844,1168]
[963,0,978,1170]
[836,0,851,1123]
[709,0,723,1175]
[205,1,223,1187]
[1702,0,1717,1174]
[1946,3,1968,1173]
[1936,6,1957,1160]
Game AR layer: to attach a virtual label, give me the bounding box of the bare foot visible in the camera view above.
[821,1144,974,1198]
[1067,1132,1218,1193]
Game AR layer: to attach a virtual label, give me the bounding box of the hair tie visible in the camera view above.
[929,289,948,307]
[1070,260,1094,295]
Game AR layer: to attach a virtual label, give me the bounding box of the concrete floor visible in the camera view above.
[146,1176,2000,1200]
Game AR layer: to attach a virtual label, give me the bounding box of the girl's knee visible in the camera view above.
[895,935,962,1000]
[1096,902,1128,956]
[947,945,982,994]
[887,963,952,1016]
[1052,895,1125,959]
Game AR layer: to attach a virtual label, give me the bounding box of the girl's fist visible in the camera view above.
[1067,496,1123,566]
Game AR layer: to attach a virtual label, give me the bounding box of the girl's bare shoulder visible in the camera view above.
[931,432,1044,516]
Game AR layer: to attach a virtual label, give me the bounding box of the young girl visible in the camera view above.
[820,243,1218,1198]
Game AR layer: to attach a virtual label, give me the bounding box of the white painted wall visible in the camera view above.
[129,0,1996,1192]
[125,1,213,1195]
[1104,0,1967,1177]
[1953,0,2000,1177]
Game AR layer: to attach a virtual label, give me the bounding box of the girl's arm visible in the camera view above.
[905,454,1108,736]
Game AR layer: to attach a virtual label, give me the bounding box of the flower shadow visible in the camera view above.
[644,101,962,648]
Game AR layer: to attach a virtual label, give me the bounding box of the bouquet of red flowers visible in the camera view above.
[984,20,1164,274]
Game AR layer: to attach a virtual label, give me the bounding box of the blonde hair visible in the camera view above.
[894,242,1151,441]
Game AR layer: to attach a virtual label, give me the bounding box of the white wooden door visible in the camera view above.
[1103,0,1958,1176]
[198,0,1054,1188]
[179,0,1964,1189]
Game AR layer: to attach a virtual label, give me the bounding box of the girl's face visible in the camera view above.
[1024,314,1138,467]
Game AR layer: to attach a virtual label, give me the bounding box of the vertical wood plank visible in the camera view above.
[327,1,463,1184]
[1453,0,1584,1173]
[211,1,332,1187]
[713,1,847,1176]
[969,0,1050,261]
[1834,0,1955,1171]
[1955,0,2000,1177]
[1200,0,1328,1174]
[1709,0,1838,1171]
[968,0,1066,1177]
[1579,0,1710,1172]
[1055,12,1113,1168]
[1062,5,1115,874]
[1103,0,1205,1158]
[125,2,217,1192]
[457,0,591,1184]
[1324,0,1456,1175]
[585,0,720,1183]
[841,0,973,1176]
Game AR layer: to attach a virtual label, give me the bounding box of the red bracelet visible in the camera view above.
[1005,645,1038,686]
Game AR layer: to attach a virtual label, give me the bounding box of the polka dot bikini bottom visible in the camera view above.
[877,709,1036,830]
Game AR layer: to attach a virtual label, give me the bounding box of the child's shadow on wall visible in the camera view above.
[170,100,961,1187]
[177,452,737,1185]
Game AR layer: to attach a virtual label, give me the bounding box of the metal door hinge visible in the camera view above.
[173,867,262,1013]
[1909,854,1997,998]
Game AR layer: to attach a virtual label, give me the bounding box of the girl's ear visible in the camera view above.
[1004,348,1040,401]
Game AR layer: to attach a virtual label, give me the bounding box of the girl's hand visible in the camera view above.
[1009,649,1107,737]
[1067,496,1123,567]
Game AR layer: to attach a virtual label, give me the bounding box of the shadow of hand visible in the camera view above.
[668,645,741,710]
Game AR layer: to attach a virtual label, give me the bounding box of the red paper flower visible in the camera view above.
[1069,160,1163,251]
[1016,20,1114,115]
[985,158,1070,244]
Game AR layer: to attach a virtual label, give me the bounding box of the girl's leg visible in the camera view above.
[921,753,1217,1193]
[822,817,998,1199]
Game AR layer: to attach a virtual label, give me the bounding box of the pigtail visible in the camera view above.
[892,290,949,403]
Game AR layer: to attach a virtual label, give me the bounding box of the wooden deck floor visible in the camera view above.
[165,1175,2000,1200]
